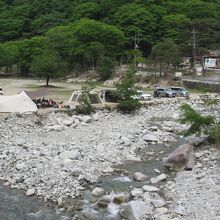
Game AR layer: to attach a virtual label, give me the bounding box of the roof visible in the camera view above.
[209,50,220,57]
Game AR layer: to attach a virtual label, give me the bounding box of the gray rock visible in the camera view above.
[163,143,194,170]
[16,162,26,170]
[16,138,26,146]
[125,155,141,161]
[26,188,35,196]
[143,133,158,142]
[155,207,168,215]
[152,199,166,208]
[119,200,152,220]
[143,185,159,192]
[133,172,148,182]
[142,192,151,202]
[91,187,105,196]
[63,119,73,126]
[57,197,63,207]
[151,174,167,184]
[131,188,143,197]
[93,113,100,121]
[59,150,79,160]
[51,125,65,131]
[81,116,92,123]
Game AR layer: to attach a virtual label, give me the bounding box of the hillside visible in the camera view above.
[0,0,220,79]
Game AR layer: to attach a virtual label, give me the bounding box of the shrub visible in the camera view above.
[180,100,220,147]
[116,67,141,112]
[180,103,215,136]
[75,82,95,115]
[96,57,115,81]
[118,99,141,112]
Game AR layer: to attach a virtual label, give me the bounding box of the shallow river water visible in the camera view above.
[0,184,71,220]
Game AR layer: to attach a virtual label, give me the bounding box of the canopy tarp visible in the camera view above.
[0,91,37,113]
[23,88,50,100]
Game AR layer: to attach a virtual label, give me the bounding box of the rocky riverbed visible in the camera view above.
[0,97,220,220]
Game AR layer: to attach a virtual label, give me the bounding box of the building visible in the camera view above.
[204,50,220,69]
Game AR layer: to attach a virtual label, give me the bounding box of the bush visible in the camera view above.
[118,99,141,112]
[116,67,141,112]
[180,101,220,147]
[96,57,115,81]
[180,103,215,136]
[75,82,95,115]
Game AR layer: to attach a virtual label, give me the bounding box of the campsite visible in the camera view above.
[1,0,220,219]
[0,76,220,220]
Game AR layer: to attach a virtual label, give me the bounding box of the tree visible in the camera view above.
[31,50,67,86]
[116,67,141,112]
[72,2,100,21]
[151,38,180,76]
[96,57,115,81]
[180,100,220,147]
[45,19,124,74]
[17,37,45,76]
[114,3,156,54]
[75,82,95,115]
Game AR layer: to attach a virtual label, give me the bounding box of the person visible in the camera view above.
[0,88,4,95]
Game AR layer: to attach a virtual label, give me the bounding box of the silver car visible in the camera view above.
[154,88,176,98]
[170,87,189,97]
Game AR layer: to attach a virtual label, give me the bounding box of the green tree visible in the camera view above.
[116,67,141,112]
[31,50,67,86]
[45,19,124,74]
[114,3,156,53]
[151,38,180,76]
[96,56,115,81]
[76,82,95,115]
[72,2,100,20]
[16,37,45,76]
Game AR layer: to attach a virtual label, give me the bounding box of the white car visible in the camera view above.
[132,91,152,100]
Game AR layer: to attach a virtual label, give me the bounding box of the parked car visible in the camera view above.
[154,88,176,98]
[132,90,152,100]
[170,87,189,97]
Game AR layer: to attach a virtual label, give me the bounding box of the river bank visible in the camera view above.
[0,97,219,219]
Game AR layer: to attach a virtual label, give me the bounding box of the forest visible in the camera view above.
[0,0,220,81]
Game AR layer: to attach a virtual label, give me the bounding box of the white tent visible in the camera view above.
[67,91,103,107]
[0,91,37,113]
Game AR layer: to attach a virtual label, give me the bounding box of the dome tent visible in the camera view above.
[0,91,37,113]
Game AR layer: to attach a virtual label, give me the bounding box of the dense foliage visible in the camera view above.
[0,0,220,78]
[180,101,220,147]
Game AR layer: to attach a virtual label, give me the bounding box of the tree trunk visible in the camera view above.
[165,63,170,77]
[159,63,162,76]
[46,76,50,86]
[5,66,9,73]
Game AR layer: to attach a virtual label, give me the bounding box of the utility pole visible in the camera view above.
[134,33,140,66]
[192,28,197,78]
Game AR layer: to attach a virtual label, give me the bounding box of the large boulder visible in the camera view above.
[119,200,152,220]
[163,144,194,170]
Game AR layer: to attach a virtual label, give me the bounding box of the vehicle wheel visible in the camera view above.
[173,94,176,97]
[141,97,144,100]
[166,94,169,97]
